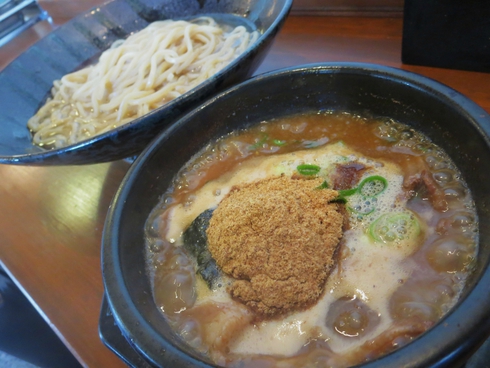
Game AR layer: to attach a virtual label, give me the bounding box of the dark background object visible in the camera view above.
[0,265,81,368]
[402,0,490,73]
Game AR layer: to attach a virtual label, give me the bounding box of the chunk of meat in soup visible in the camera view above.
[178,301,253,362]
[331,163,367,190]
[404,170,447,211]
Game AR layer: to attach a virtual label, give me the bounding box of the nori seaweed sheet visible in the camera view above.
[182,209,221,288]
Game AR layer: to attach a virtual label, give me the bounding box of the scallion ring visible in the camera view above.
[297,164,321,176]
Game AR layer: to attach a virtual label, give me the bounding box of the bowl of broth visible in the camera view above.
[0,0,292,165]
[102,62,490,367]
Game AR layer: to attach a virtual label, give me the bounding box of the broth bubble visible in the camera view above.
[433,170,453,185]
[326,296,380,338]
[426,236,474,273]
[154,270,196,314]
[444,186,467,202]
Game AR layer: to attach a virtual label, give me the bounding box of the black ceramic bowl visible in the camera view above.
[0,0,291,165]
[102,63,490,367]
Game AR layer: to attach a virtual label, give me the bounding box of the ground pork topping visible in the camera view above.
[206,175,344,318]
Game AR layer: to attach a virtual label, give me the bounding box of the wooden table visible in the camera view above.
[1,2,490,367]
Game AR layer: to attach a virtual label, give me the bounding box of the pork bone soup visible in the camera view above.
[145,112,477,367]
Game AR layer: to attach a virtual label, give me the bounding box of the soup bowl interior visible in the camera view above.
[0,0,291,165]
[102,62,490,367]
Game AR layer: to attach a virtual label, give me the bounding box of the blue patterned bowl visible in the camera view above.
[0,0,292,165]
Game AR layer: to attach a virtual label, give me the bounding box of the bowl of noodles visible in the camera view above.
[101,62,490,367]
[0,0,292,165]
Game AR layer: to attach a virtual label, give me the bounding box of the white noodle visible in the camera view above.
[27,17,259,148]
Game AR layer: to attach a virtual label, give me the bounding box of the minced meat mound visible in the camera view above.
[206,175,344,318]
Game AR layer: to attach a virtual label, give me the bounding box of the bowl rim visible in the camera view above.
[0,0,293,165]
[102,62,490,367]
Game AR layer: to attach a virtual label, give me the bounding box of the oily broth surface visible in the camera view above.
[145,112,478,367]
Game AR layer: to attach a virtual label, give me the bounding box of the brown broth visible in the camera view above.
[145,111,478,367]
[167,113,435,205]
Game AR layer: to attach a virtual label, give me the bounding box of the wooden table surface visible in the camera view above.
[1,2,490,367]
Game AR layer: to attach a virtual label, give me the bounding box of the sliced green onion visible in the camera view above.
[369,212,420,244]
[330,176,388,216]
[272,139,287,146]
[315,181,329,190]
[297,164,321,176]
[250,134,268,150]
[358,175,388,197]
[338,187,358,197]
